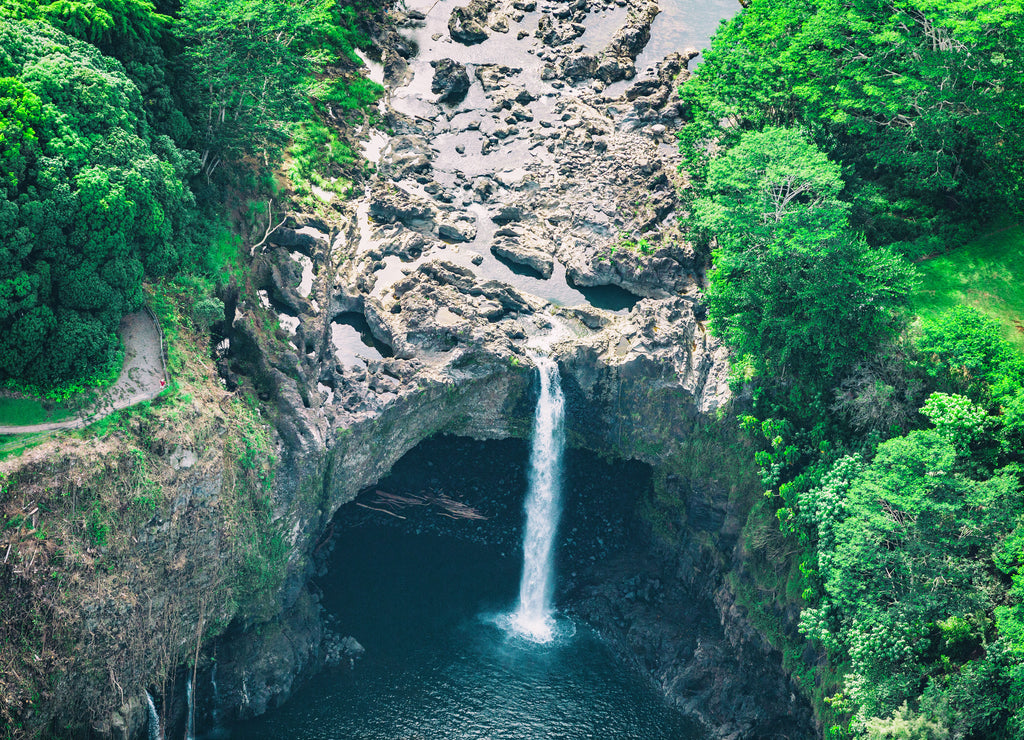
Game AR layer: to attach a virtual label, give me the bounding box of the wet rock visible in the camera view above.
[438,217,477,243]
[536,14,584,46]
[213,589,324,721]
[490,238,554,278]
[490,13,509,32]
[491,205,524,225]
[490,85,537,110]
[448,0,496,44]
[472,177,496,201]
[475,64,522,92]
[269,226,323,254]
[380,135,433,180]
[622,52,691,123]
[560,53,598,82]
[431,58,471,104]
[339,636,364,658]
[596,55,636,83]
[382,230,433,261]
[368,185,437,231]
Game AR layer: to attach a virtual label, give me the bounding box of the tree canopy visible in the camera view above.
[680,0,1024,255]
[0,19,195,385]
[695,127,915,387]
[683,3,1024,735]
[0,0,380,388]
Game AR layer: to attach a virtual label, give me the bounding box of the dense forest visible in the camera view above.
[682,0,1024,736]
[0,0,381,388]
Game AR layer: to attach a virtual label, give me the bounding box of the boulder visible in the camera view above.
[380,135,433,180]
[438,218,477,243]
[560,54,599,82]
[490,238,554,278]
[448,0,496,44]
[492,205,524,225]
[368,186,437,230]
[431,58,471,104]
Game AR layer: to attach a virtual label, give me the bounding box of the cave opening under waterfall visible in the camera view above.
[225,433,716,739]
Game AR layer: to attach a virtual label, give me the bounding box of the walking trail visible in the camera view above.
[0,310,168,436]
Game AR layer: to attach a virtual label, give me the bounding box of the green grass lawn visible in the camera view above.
[0,396,78,427]
[910,224,1024,350]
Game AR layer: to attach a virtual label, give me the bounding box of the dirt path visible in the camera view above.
[0,310,168,436]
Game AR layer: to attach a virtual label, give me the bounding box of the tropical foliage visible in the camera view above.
[0,19,194,385]
[695,127,915,388]
[682,1,1024,735]
[0,0,380,387]
[680,0,1024,256]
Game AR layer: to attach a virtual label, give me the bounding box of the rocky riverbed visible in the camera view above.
[243,0,729,436]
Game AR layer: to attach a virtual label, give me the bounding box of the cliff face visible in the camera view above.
[0,323,290,737]
[0,283,808,739]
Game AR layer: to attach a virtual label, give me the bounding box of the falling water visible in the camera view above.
[185,677,195,740]
[211,663,220,725]
[145,690,161,740]
[509,356,566,643]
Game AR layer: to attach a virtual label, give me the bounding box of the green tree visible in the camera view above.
[0,19,194,385]
[696,127,915,388]
[917,306,1024,399]
[799,428,1023,731]
[680,0,1024,253]
[176,0,376,179]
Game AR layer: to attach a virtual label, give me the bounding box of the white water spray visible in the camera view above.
[211,664,220,726]
[185,677,195,740]
[509,355,566,643]
[145,690,161,740]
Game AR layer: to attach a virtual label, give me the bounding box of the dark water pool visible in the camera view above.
[226,523,705,739]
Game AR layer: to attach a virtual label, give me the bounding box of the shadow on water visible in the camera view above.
[330,312,393,368]
[490,250,547,280]
[225,436,707,739]
[571,281,641,312]
[228,527,705,740]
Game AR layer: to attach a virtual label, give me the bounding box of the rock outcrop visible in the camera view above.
[448,0,497,44]
[431,58,471,104]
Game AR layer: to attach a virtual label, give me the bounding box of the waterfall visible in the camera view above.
[185,677,195,740]
[509,355,566,643]
[145,690,161,740]
[211,663,220,725]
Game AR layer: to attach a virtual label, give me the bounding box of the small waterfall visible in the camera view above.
[210,664,220,725]
[509,355,566,643]
[145,690,161,740]
[185,677,195,740]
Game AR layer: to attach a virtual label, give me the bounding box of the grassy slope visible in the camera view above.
[910,224,1024,349]
[0,397,76,427]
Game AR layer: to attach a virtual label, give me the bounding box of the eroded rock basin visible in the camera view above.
[212,435,812,739]
[227,437,709,738]
[228,528,707,739]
